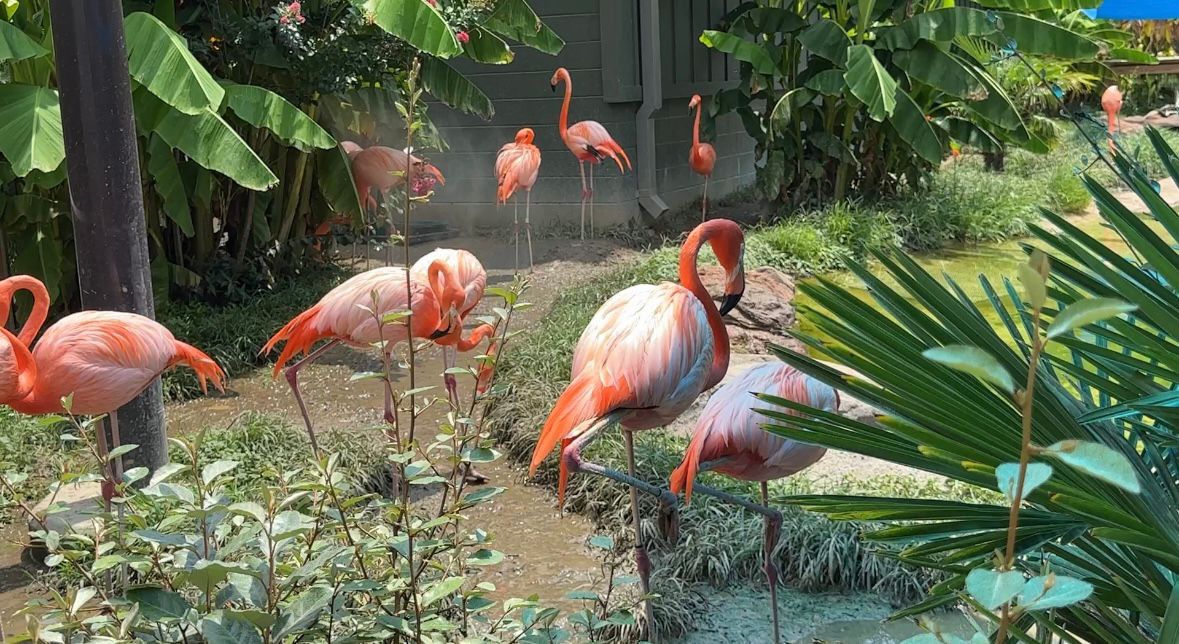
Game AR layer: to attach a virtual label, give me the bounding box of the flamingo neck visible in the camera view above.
[678,230,729,389]
[692,103,702,149]
[558,74,572,140]
[439,323,495,352]
[0,276,49,346]
[7,390,58,415]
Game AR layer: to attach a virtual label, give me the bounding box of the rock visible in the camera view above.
[28,481,105,537]
[698,265,802,354]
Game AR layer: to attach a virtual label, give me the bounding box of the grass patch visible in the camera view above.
[0,409,79,518]
[157,263,350,400]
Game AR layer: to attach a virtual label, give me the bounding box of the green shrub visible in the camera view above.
[1045,164,1092,214]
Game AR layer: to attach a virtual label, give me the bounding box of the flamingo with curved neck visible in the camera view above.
[529,218,745,635]
[688,94,717,221]
[263,261,464,450]
[551,67,632,240]
[0,276,47,401]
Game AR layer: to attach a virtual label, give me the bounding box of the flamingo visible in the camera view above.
[529,218,746,635]
[669,362,840,644]
[1101,85,1123,155]
[551,67,631,240]
[0,276,226,486]
[496,128,542,273]
[262,262,465,450]
[350,144,446,214]
[411,249,495,483]
[688,94,717,221]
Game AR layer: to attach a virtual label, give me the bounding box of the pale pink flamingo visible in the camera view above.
[411,248,495,483]
[1101,85,1123,155]
[551,67,631,240]
[529,218,746,633]
[350,144,446,214]
[688,94,717,221]
[670,362,840,644]
[262,263,464,450]
[496,128,542,272]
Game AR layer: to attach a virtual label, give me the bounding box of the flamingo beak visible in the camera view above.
[719,291,743,316]
[430,327,450,340]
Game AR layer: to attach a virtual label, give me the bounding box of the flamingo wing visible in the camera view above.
[567,121,632,172]
[690,143,717,176]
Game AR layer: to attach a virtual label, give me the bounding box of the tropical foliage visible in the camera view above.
[700,0,1139,204]
[0,0,562,311]
[763,126,1179,640]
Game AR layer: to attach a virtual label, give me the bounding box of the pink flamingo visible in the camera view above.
[1101,85,1123,155]
[670,363,840,644]
[496,128,542,272]
[688,94,717,221]
[350,144,446,214]
[551,67,631,240]
[262,263,464,450]
[529,218,746,633]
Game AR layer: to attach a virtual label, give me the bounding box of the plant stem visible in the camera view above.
[996,306,1044,644]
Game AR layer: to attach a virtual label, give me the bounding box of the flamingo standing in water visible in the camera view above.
[412,249,495,483]
[530,219,746,635]
[688,94,717,221]
[262,263,465,450]
[0,276,226,483]
[1101,85,1123,155]
[496,128,542,273]
[551,67,631,240]
[670,362,840,644]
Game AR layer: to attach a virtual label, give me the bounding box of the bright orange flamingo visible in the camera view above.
[551,67,631,240]
[670,363,840,644]
[529,218,746,633]
[496,128,542,273]
[1102,85,1123,155]
[688,94,717,221]
[262,263,464,449]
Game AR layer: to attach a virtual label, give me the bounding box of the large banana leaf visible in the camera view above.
[992,12,1099,60]
[889,87,943,164]
[420,57,494,120]
[0,19,47,62]
[700,30,777,75]
[482,0,564,56]
[359,0,462,58]
[221,84,336,153]
[462,27,514,64]
[0,84,64,177]
[970,0,1101,11]
[11,224,63,302]
[878,7,997,50]
[730,7,808,36]
[933,116,1003,153]
[960,55,1025,132]
[124,12,224,115]
[146,134,193,237]
[797,20,852,66]
[133,87,278,192]
[844,45,896,122]
[316,146,363,228]
[892,41,983,99]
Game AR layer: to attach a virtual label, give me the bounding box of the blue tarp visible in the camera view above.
[1082,0,1179,20]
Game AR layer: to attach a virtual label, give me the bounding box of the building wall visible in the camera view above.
[417,0,754,233]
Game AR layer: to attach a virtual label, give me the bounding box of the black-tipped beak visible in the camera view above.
[719,291,743,316]
[429,327,450,340]
[550,84,556,93]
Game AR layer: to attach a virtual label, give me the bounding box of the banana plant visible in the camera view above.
[700,0,1138,205]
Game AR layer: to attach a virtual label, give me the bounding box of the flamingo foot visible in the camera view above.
[462,464,489,485]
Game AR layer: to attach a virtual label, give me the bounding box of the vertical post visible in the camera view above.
[49,0,167,472]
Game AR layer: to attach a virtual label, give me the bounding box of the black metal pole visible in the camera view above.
[49,0,166,472]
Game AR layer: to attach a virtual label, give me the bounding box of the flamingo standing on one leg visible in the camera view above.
[262,263,465,450]
[688,94,717,222]
[1102,85,1123,155]
[411,248,495,483]
[669,363,840,644]
[496,128,542,273]
[551,67,631,240]
[0,276,226,487]
[529,219,746,637]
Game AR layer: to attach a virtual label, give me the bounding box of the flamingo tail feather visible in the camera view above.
[171,341,227,394]
[262,304,328,378]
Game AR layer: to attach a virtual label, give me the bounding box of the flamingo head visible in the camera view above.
[425,260,466,341]
[803,374,841,414]
[688,94,702,113]
[515,128,535,145]
[700,219,745,316]
[550,67,570,92]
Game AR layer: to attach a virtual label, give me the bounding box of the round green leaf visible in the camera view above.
[922,345,1016,394]
[995,462,1052,503]
[1044,440,1141,493]
[966,568,1025,610]
[1017,573,1093,611]
[1046,297,1138,339]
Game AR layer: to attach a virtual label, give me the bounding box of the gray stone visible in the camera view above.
[699,265,803,354]
[28,481,105,537]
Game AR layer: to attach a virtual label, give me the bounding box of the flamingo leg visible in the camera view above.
[578,161,587,241]
[702,175,710,222]
[688,480,782,644]
[513,195,520,276]
[624,429,656,640]
[588,162,595,239]
[525,189,534,273]
[283,339,341,454]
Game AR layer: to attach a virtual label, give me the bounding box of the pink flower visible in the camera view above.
[456,30,470,43]
[411,175,437,197]
[279,15,289,24]
[425,0,437,6]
